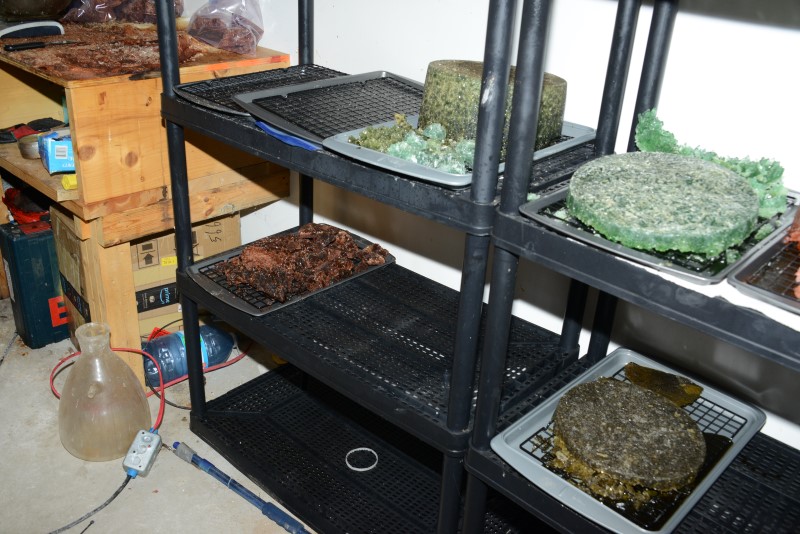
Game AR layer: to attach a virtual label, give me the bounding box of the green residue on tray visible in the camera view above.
[349,114,476,174]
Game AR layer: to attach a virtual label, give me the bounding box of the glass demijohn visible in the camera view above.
[58,322,151,461]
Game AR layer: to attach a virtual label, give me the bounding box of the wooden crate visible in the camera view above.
[0,36,291,229]
[51,206,246,384]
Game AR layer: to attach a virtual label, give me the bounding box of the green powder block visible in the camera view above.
[417,60,567,159]
[566,152,759,256]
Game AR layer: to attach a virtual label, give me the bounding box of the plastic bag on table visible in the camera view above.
[187,0,264,55]
[61,0,184,24]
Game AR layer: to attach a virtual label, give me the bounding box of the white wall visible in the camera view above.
[182,0,800,444]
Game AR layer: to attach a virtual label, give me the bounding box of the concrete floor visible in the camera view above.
[0,298,313,534]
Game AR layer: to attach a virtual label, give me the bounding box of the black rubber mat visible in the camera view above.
[243,73,423,141]
[173,64,346,114]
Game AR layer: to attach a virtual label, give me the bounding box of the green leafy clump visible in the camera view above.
[349,113,415,152]
[350,114,476,174]
[635,109,787,219]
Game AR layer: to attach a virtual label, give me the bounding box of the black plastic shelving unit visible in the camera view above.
[155,0,800,532]
[155,0,587,532]
[463,0,800,533]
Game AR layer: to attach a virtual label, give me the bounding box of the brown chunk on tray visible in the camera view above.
[551,378,706,501]
[216,222,389,305]
[624,362,703,407]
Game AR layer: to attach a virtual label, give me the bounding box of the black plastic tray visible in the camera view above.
[728,228,800,314]
[173,64,346,115]
[520,185,797,284]
[187,226,395,316]
[233,71,424,143]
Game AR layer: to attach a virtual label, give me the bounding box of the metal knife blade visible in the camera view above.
[4,40,81,52]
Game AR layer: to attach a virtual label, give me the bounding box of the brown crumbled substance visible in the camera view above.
[189,14,261,55]
[783,210,800,297]
[550,378,706,503]
[61,0,184,23]
[0,22,214,80]
[216,223,389,305]
[624,362,703,407]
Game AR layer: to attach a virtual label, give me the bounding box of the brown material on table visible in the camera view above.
[0,21,250,81]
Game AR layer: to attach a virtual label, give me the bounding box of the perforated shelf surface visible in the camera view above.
[178,263,564,450]
[193,365,555,533]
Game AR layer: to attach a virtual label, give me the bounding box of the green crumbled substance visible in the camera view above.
[349,114,476,174]
[725,248,741,264]
[553,208,569,221]
[349,113,415,152]
[753,221,778,241]
[635,109,788,219]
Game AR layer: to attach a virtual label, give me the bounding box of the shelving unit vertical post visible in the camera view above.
[463,0,677,529]
[153,0,546,531]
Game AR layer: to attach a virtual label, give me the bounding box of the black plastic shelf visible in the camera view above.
[195,363,566,533]
[465,358,800,533]
[161,95,597,236]
[194,364,442,533]
[490,211,800,372]
[178,263,563,452]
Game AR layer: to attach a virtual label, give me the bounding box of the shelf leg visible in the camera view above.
[559,280,589,357]
[299,174,314,225]
[626,0,679,151]
[298,0,313,65]
[585,291,618,364]
[595,0,642,156]
[438,453,465,534]
[461,473,489,534]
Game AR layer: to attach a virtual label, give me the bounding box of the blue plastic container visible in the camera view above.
[142,324,234,385]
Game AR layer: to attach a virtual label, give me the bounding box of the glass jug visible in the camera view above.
[58,322,151,461]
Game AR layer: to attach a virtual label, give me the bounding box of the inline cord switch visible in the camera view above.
[172,441,310,534]
[122,429,161,477]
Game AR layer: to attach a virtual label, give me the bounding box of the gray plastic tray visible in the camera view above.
[323,117,595,188]
[491,348,766,534]
[520,186,797,284]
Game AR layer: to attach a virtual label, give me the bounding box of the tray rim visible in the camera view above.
[322,117,596,189]
[520,187,798,285]
[185,225,396,317]
[728,226,800,314]
[490,348,766,534]
[233,70,424,143]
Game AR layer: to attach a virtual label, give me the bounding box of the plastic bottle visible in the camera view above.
[58,322,152,461]
[142,324,235,386]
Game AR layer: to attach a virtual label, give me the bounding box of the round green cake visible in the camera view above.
[551,378,707,500]
[417,60,567,159]
[566,152,759,256]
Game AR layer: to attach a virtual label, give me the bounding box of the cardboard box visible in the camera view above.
[130,214,241,337]
[53,208,240,347]
[37,129,75,174]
